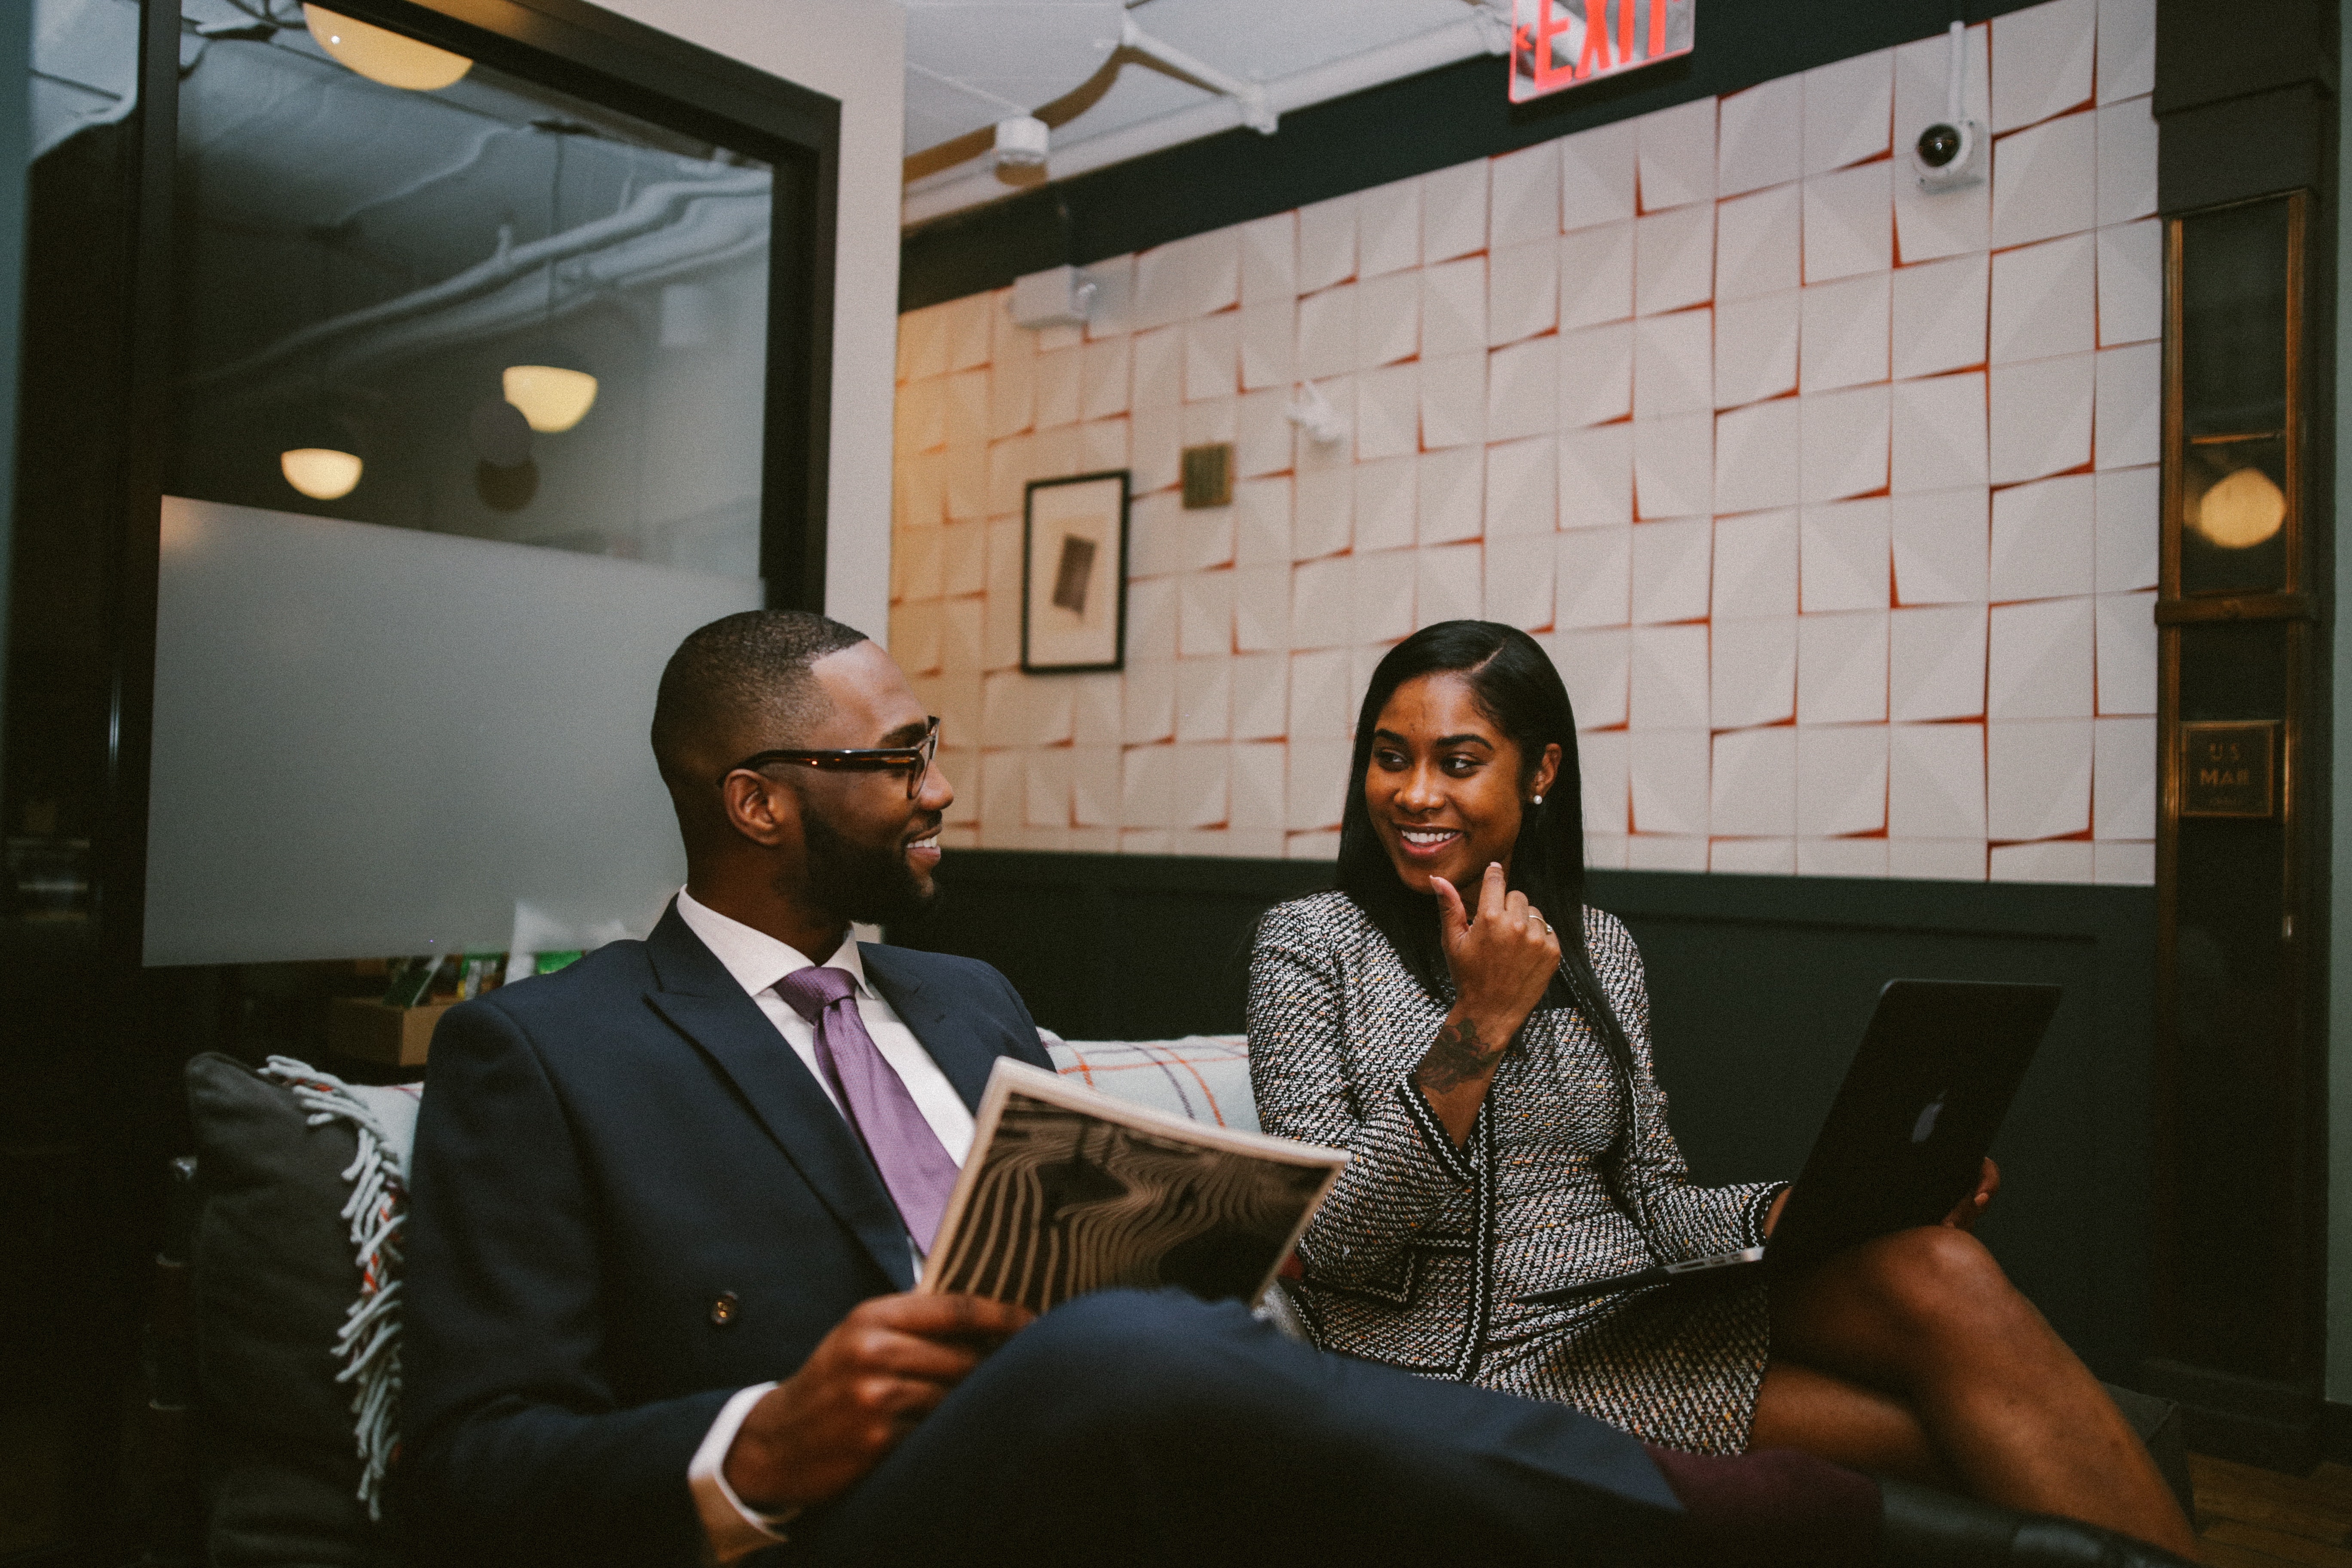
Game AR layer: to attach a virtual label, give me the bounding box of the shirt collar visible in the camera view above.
[674,886,872,1003]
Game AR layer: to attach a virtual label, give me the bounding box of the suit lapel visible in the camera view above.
[859,945,1001,1113]
[643,907,914,1291]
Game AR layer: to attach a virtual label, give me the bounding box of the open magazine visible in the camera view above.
[917,1059,1350,1314]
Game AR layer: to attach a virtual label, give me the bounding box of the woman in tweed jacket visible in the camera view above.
[1246,621,2196,1559]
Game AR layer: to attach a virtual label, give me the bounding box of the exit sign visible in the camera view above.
[1510,0,1694,103]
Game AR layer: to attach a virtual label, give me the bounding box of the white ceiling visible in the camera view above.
[904,0,1505,223]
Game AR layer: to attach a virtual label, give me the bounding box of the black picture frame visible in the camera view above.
[1020,470,1129,673]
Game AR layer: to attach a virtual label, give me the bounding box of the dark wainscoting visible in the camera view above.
[893,851,2159,1382]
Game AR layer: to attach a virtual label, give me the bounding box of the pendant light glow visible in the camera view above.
[302,5,472,91]
[2192,466,2288,550]
[281,447,364,500]
[502,364,599,433]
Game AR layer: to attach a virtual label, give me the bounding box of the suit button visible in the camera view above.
[709,1291,740,1327]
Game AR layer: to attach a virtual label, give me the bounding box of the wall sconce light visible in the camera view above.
[281,446,363,500]
[302,5,472,91]
[2192,466,2288,550]
[502,364,599,433]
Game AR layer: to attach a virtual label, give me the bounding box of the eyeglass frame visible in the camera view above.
[720,717,941,799]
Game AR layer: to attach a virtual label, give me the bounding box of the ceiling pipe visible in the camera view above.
[903,13,1494,227]
[1118,12,1276,135]
[211,207,769,410]
[187,165,769,391]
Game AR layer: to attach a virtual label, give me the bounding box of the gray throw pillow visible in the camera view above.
[185,1052,400,1568]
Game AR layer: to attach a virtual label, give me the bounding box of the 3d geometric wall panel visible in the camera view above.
[891,0,2158,885]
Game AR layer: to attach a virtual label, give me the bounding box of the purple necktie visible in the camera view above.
[775,965,961,1252]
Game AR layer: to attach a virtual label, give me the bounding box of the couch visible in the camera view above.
[175,1034,2190,1567]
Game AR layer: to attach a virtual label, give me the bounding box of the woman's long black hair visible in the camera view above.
[1333,620,1633,1077]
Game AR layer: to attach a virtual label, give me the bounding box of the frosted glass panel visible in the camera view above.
[145,496,759,966]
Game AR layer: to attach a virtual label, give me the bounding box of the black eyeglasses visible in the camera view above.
[721,717,941,799]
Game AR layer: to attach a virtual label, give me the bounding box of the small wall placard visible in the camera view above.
[2179,720,2280,819]
[1022,470,1129,673]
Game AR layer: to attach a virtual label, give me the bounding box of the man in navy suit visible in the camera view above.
[401,611,2193,1568]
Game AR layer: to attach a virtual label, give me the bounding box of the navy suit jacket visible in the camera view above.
[400,903,1053,1567]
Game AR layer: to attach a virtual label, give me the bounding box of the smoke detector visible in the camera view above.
[993,116,1050,170]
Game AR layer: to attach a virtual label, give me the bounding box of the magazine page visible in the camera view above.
[918,1059,1348,1314]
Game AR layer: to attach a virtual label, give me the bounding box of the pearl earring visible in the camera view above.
[1532,793,1544,806]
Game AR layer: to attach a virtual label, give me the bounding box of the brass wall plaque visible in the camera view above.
[2179,721,2280,818]
[1179,442,1234,509]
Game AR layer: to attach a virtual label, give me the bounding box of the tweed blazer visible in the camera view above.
[1247,891,1783,1454]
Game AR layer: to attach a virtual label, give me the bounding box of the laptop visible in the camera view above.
[1521,978,2063,1306]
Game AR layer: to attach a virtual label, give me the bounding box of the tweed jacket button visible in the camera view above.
[709,1291,740,1326]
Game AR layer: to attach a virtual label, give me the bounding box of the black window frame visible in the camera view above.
[115,0,840,965]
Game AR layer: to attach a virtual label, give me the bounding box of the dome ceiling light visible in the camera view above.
[302,5,472,92]
[501,131,600,435]
[502,363,598,433]
[280,447,363,500]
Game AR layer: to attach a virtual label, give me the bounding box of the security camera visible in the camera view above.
[1911,22,1984,194]
[1911,117,1983,192]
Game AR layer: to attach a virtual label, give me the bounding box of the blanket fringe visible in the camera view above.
[260,1056,408,1521]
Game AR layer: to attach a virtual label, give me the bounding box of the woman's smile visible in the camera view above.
[1394,825,1465,861]
[1364,672,1550,895]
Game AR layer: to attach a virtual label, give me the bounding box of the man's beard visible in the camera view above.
[799,803,938,926]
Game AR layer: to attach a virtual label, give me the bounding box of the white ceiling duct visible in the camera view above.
[902,0,1127,156]
[31,0,144,159]
[899,0,1510,225]
[187,168,770,401]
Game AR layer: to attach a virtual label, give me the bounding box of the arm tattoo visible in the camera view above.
[1414,1016,1506,1093]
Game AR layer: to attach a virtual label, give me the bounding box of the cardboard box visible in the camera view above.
[327,997,453,1067]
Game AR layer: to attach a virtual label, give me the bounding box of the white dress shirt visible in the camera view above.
[672,888,977,1562]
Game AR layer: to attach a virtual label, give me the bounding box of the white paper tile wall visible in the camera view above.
[888,0,2150,883]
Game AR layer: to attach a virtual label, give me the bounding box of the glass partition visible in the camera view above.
[171,0,772,576]
[146,496,756,965]
[143,0,790,965]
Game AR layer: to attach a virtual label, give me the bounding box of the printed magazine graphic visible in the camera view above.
[920,1060,1348,1314]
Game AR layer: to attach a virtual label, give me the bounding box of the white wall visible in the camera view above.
[891,0,2162,880]
[593,0,906,640]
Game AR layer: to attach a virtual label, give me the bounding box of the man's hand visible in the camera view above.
[1942,1157,2000,1231]
[722,1293,1033,1513]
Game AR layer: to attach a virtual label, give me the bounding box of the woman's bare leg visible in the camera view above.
[1749,1360,1952,1488]
[1761,1226,2198,1558]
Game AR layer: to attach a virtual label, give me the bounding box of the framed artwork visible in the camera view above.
[1021,470,1129,673]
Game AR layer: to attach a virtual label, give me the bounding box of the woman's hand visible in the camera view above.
[1433,861,1563,1032]
[1942,1157,1999,1231]
[1415,863,1562,1146]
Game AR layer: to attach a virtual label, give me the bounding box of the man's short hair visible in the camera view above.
[650,609,868,785]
